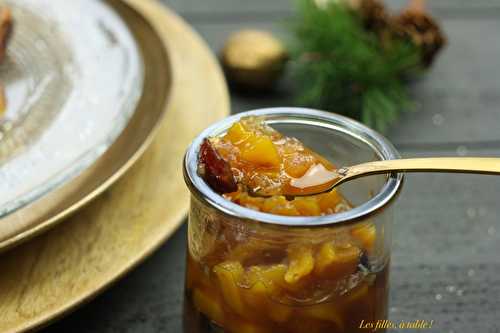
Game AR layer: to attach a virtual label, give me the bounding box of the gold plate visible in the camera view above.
[0,0,172,251]
[0,0,229,332]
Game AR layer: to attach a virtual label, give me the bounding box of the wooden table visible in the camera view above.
[41,1,500,332]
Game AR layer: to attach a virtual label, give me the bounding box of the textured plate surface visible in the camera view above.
[0,0,143,216]
[0,0,170,250]
[0,0,229,332]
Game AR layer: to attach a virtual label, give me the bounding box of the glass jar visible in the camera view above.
[183,108,403,333]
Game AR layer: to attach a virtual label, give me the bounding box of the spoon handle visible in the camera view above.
[342,157,500,182]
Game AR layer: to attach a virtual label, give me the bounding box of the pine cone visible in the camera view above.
[350,0,391,32]
[395,0,446,67]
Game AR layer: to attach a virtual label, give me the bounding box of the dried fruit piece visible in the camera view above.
[0,7,12,63]
[0,7,13,115]
[198,138,237,194]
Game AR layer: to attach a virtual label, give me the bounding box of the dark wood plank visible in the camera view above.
[394,149,500,267]
[389,263,500,332]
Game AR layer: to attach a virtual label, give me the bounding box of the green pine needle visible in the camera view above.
[288,0,422,132]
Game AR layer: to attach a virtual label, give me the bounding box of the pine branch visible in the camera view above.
[287,0,422,132]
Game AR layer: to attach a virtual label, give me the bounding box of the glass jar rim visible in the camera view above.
[184,107,403,227]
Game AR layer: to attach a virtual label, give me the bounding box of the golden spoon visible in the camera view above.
[257,157,500,197]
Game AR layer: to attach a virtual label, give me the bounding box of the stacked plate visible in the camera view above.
[0,0,171,250]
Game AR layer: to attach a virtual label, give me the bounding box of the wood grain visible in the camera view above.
[0,1,230,332]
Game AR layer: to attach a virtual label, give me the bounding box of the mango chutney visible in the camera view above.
[185,116,388,333]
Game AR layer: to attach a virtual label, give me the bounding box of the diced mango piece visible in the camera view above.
[314,243,360,280]
[344,283,370,304]
[351,223,376,254]
[266,301,293,323]
[228,239,286,265]
[317,189,343,212]
[300,302,344,330]
[311,151,336,170]
[192,288,224,324]
[314,242,336,274]
[285,245,315,284]
[288,317,331,333]
[241,280,293,323]
[240,135,281,167]
[227,122,251,144]
[229,239,265,262]
[226,192,265,211]
[246,264,288,291]
[269,204,300,216]
[260,195,300,216]
[262,196,288,212]
[185,258,205,290]
[226,319,272,333]
[283,153,315,178]
[293,197,321,216]
[242,281,269,309]
[213,261,245,315]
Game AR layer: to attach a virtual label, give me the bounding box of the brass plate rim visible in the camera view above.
[0,0,173,251]
[11,207,188,333]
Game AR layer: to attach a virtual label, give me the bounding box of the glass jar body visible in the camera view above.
[182,108,402,333]
[183,195,394,333]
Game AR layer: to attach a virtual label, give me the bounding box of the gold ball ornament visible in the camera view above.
[221,30,288,90]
